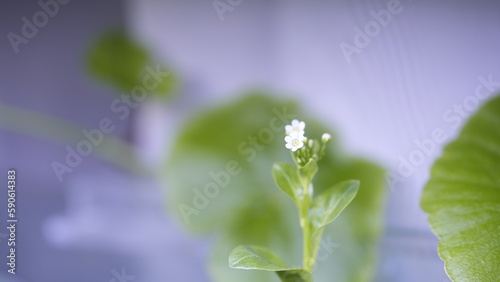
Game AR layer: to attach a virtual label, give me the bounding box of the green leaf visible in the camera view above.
[311,180,360,233]
[314,159,386,282]
[421,95,500,282]
[86,29,177,98]
[299,160,318,191]
[229,245,312,282]
[308,180,359,267]
[86,29,147,91]
[229,245,289,271]
[229,246,289,271]
[272,162,302,204]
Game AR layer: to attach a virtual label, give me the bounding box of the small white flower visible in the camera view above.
[322,133,331,143]
[285,119,306,136]
[285,133,305,151]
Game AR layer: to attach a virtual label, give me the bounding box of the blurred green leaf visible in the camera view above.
[165,93,386,282]
[86,29,177,98]
[421,95,500,282]
[229,245,312,282]
[272,162,302,204]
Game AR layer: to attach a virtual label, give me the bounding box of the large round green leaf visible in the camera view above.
[421,95,500,281]
[165,93,386,282]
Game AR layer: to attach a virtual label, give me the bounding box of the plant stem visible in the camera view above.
[299,183,313,272]
[293,151,315,277]
[302,206,311,271]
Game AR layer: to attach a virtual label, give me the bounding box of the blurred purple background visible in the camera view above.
[1,0,500,281]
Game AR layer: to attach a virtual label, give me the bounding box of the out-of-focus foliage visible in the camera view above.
[165,94,386,282]
[86,29,177,98]
[421,95,500,282]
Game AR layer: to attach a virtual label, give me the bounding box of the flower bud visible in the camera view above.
[322,133,331,143]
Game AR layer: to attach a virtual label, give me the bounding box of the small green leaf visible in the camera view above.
[299,160,318,190]
[272,162,303,203]
[229,245,312,282]
[311,180,360,233]
[229,245,288,271]
[421,95,500,282]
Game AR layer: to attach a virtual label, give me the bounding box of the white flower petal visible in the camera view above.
[297,141,304,148]
[289,131,303,138]
[284,120,308,150]
[299,121,305,130]
[292,134,305,142]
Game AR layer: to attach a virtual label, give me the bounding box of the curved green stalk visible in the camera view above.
[0,103,149,177]
[299,188,313,272]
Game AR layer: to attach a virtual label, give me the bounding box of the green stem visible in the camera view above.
[292,151,315,277]
[301,200,312,272]
[299,179,313,272]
